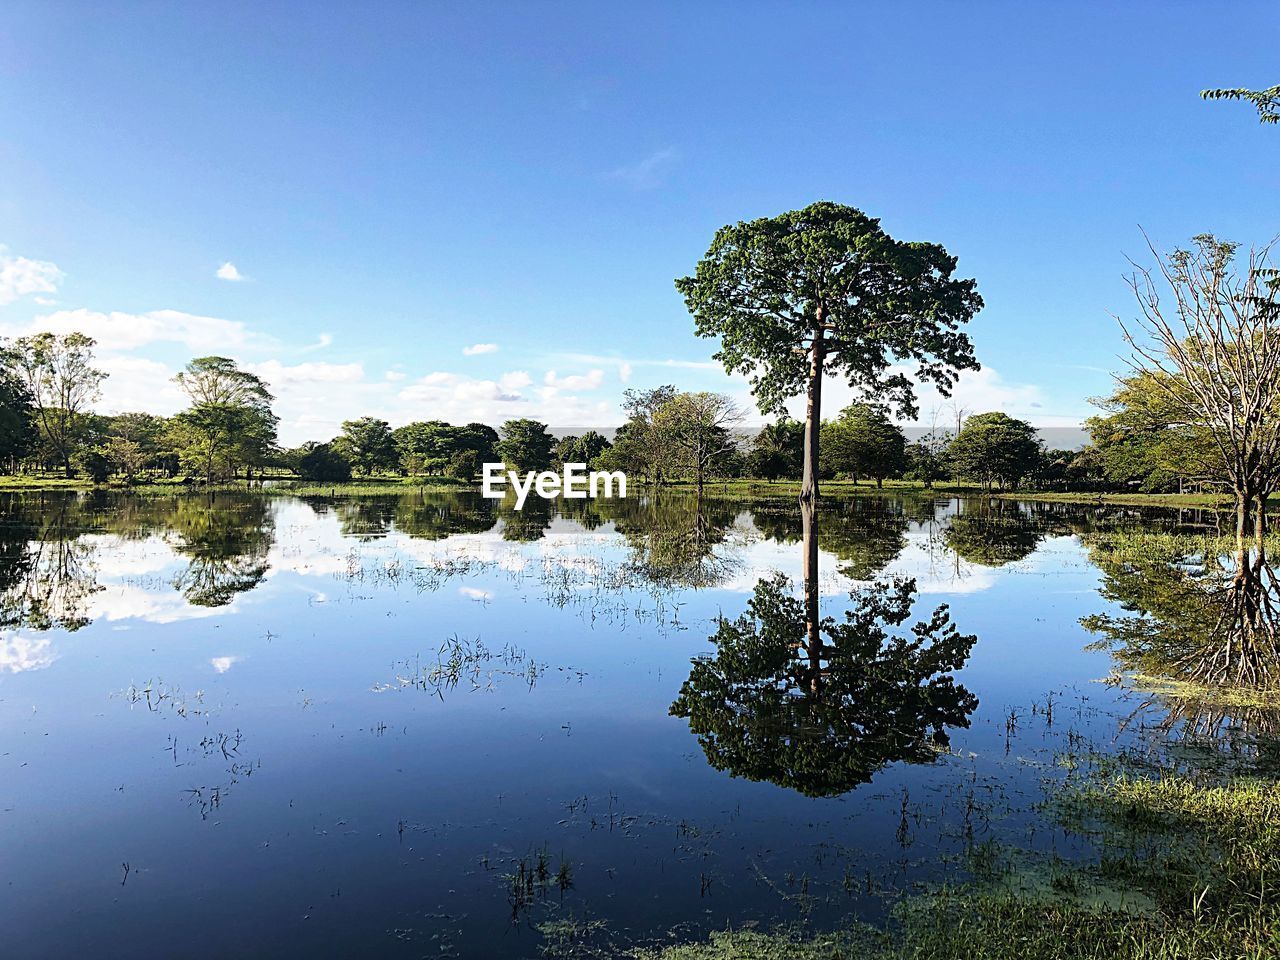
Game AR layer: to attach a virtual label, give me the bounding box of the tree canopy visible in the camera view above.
[947,412,1041,489]
[496,419,555,473]
[820,402,907,486]
[670,572,977,797]
[677,201,981,499]
[171,356,277,482]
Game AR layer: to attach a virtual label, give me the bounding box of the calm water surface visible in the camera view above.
[0,489,1227,958]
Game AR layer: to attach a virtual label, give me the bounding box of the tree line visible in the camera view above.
[0,323,1266,497]
[1,199,1276,508]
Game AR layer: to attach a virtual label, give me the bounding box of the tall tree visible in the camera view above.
[172,356,277,483]
[0,356,36,473]
[1119,234,1280,564]
[820,402,907,487]
[618,385,680,485]
[654,391,743,494]
[676,202,981,504]
[9,332,106,477]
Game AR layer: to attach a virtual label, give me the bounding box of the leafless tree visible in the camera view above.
[1120,233,1280,566]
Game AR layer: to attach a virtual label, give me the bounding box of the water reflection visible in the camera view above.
[601,496,743,589]
[0,493,101,632]
[748,497,914,580]
[166,495,274,606]
[670,498,978,797]
[942,499,1048,567]
[1082,530,1280,736]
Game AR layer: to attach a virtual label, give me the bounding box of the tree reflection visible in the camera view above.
[0,492,101,631]
[597,495,742,589]
[393,492,497,540]
[497,495,554,542]
[332,497,399,540]
[942,500,1047,568]
[750,497,913,581]
[1083,530,1280,695]
[671,499,978,797]
[166,494,275,607]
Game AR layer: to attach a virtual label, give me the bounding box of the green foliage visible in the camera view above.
[670,572,977,797]
[336,416,397,475]
[653,391,744,490]
[296,442,352,482]
[904,431,949,487]
[820,403,907,486]
[635,928,881,959]
[394,420,498,474]
[8,331,106,477]
[947,412,1041,489]
[496,418,554,472]
[554,430,611,468]
[675,201,982,419]
[0,357,36,469]
[1087,371,1220,492]
[747,417,804,480]
[1202,84,1280,123]
[100,412,172,480]
[171,356,278,482]
[445,448,479,479]
[71,447,111,484]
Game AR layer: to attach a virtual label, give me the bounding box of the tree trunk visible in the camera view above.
[1235,488,1252,576]
[799,308,826,504]
[800,494,821,691]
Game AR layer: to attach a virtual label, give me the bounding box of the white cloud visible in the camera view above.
[384,370,406,382]
[463,342,498,356]
[96,354,189,415]
[210,656,240,673]
[216,261,247,282]
[0,252,63,306]
[391,369,615,430]
[605,147,679,190]
[0,632,57,674]
[248,360,365,386]
[544,369,605,391]
[16,307,266,353]
[302,333,334,351]
[777,364,1066,429]
[499,370,532,391]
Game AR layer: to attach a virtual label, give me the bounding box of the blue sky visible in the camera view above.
[1,1,1277,443]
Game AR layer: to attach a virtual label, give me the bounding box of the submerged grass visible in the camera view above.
[628,753,1280,960]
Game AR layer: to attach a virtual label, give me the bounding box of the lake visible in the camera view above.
[0,488,1248,958]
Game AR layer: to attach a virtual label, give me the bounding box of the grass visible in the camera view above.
[265,476,470,496]
[0,471,1263,516]
[0,474,97,489]
[624,478,1245,510]
[0,474,470,495]
[623,752,1280,960]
